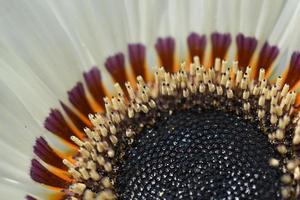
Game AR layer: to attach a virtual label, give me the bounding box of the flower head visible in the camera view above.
[1,1,300,199]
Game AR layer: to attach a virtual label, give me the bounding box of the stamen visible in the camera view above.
[83,67,108,108]
[30,159,70,188]
[211,32,231,62]
[33,137,67,170]
[105,53,128,86]
[155,37,175,72]
[256,42,279,76]
[128,44,147,79]
[60,101,89,137]
[284,51,300,88]
[67,82,94,116]
[187,32,207,64]
[25,196,37,200]
[44,109,76,144]
[236,33,257,70]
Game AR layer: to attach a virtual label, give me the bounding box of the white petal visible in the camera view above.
[1,0,300,198]
[215,0,240,35]
[269,0,300,46]
[0,0,91,97]
[0,183,27,200]
[254,0,285,42]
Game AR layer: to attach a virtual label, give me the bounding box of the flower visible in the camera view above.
[1,0,300,199]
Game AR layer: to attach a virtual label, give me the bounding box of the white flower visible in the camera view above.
[1,0,300,199]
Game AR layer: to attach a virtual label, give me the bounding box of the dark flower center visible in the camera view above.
[116,109,282,200]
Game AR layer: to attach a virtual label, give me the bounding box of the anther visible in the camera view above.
[269,158,280,167]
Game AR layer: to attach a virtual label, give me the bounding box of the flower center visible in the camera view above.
[30,50,300,199]
[116,109,282,199]
[24,26,300,200]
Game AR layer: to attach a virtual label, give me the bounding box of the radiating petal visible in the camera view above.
[1,0,300,198]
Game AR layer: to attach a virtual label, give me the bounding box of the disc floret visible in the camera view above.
[64,57,300,199]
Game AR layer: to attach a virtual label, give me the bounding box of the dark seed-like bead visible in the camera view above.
[116,109,282,200]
